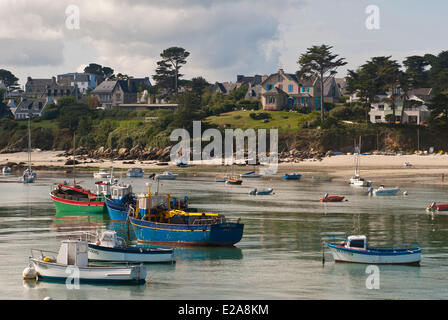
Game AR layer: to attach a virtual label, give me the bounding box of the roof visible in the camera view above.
[407,88,432,97]
[91,80,118,93]
[262,87,288,96]
[15,98,47,114]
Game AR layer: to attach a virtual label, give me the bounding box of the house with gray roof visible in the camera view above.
[13,97,52,120]
[91,79,139,109]
[25,76,79,102]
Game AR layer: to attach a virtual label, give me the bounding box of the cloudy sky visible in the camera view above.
[0,0,446,87]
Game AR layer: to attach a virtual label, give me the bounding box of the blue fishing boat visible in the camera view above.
[128,185,244,246]
[240,171,262,178]
[106,183,191,222]
[283,173,302,180]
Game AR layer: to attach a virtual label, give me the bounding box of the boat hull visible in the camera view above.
[30,258,146,283]
[50,193,105,214]
[320,196,345,202]
[129,217,244,246]
[373,188,400,196]
[105,198,128,222]
[283,174,302,180]
[427,203,448,212]
[88,244,174,263]
[327,244,421,265]
[127,172,144,177]
[349,179,371,187]
[155,175,177,180]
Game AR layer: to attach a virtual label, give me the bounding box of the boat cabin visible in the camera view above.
[111,183,132,202]
[56,240,88,266]
[345,235,367,250]
[97,230,125,248]
[95,181,111,197]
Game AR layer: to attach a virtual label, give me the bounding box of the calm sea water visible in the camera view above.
[0,171,447,300]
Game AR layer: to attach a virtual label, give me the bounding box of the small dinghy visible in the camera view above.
[240,171,262,178]
[87,231,175,263]
[426,202,448,212]
[126,168,144,177]
[326,235,421,265]
[320,193,345,202]
[155,171,178,180]
[26,239,147,284]
[249,188,273,195]
[283,173,302,180]
[225,176,243,185]
[367,185,400,196]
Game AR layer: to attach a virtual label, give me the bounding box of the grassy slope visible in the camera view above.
[205,110,302,132]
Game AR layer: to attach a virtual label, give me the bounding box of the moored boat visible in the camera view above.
[128,185,244,246]
[367,185,400,196]
[127,168,144,177]
[225,176,243,185]
[215,174,228,182]
[426,202,448,212]
[349,137,372,187]
[19,116,36,184]
[283,173,302,180]
[240,171,262,178]
[50,181,109,213]
[25,239,147,284]
[249,188,273,195]
[320,194,345,202]
[326,235,421,265]
[155,171,178,180]
[2,167,11,174]
[87,230,175,263]
[93,168,110,179]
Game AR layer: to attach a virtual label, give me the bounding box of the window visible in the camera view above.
[350,240,365,248]
[302,87,305,92]
[307,87,310,92]
[301,97,304,105]
[288,84,293,92]
[375,115,381,120]
[378,105,384,111]
[116,93,121,100]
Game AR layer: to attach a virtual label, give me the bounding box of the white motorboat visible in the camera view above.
[93,168,110,179]
[326,235,421,265]
[26,239,147,284]
[367,185,400,196]
[155,171,178,180]
[87,231,174,263]
[127,168,144,177]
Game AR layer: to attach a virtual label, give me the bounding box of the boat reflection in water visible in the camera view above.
[143,245,244,261]
[50,210,106,236]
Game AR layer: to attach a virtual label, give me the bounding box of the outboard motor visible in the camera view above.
[367,187,374,195]
[323,193,329,201]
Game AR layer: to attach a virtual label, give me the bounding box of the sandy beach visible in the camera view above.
[2,151,448,186]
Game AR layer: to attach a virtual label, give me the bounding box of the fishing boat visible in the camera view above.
[326,235,421,265]
[225,176,243,185]
[283,173,302,180]
[93,168,110,179]
[349,137,371,187]
[2,167,11,174]
[19,116,36,184]
[50,181,109,213]
[128,185,244,246]
[249,188,273,195]
[126,168,144,177]
[240,171,262,178]
[426,202,448,212]
[24,239,147,283]
[87,230,175,263]
[367,185,400,196]
[105,182,134,221]
[320,193,345,202]
[155,171,178,180]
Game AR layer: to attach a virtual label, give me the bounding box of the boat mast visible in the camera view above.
[28,114,31,171]
[73,133,76,185]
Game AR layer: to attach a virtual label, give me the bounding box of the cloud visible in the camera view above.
[0,0,308,84]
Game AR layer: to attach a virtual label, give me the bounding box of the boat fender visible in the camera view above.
[43,256,51,262]
[23,266,37,279]
[96,240,101,245]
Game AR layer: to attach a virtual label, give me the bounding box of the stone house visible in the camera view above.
[13,97,52,120]
[90,79,139,109]
[25,77,79,102]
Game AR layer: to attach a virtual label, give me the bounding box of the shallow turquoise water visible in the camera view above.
[0,171,447,299]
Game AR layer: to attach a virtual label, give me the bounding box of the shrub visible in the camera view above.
[249,112,271,120]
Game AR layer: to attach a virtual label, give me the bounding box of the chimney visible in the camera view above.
[262,74,268,83]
